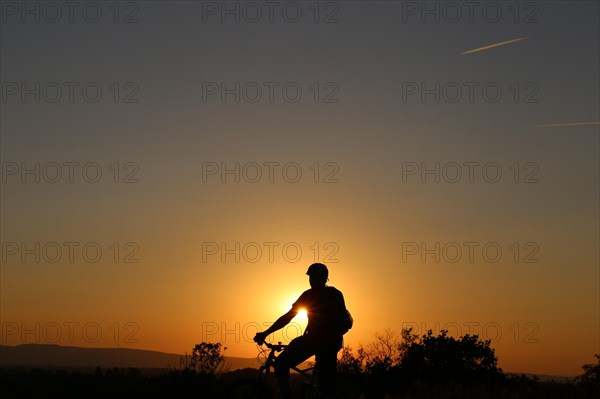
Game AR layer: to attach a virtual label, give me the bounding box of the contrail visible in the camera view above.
[533,121,600,128]
[461,37,527,55]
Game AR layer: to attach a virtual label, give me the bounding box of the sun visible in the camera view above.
[297,308,308,319]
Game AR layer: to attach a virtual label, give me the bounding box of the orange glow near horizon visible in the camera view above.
[1,198,598,378]
[1,218,598,378]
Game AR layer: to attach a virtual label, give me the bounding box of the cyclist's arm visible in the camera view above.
[262,309,296,336]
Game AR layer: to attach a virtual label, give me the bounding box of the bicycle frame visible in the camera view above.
[229,342,359,399]
[254,342,322,395]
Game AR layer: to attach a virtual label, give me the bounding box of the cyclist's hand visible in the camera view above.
[254,332,267,344]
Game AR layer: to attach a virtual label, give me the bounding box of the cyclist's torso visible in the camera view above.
[293,286,345,338]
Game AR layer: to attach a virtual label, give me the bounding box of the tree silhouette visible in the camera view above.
[363,329,402,373]
[400,329,501,383]
[578,354,600,394]
[186,342,227,376]
[337,345,363,374]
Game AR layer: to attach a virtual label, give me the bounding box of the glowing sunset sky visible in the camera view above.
[1,1,598,377]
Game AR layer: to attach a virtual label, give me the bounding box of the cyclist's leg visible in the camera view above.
[274,335,316,399]
[315,337,343,395]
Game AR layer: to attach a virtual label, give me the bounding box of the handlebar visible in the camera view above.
[258,341,287,352]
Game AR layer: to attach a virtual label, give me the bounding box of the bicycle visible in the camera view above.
[226,342,361,399]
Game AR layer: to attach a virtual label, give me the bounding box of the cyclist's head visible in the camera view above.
[306,263,328,287]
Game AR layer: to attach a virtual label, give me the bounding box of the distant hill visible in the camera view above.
[0,344,572,382]
[0,344,260,371]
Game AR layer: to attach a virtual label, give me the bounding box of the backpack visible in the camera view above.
[324,286,353,335]
[339,308,353,335]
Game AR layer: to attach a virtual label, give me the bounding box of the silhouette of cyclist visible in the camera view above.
[254,263,348,399]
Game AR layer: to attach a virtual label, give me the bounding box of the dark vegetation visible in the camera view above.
[1,329,598,398]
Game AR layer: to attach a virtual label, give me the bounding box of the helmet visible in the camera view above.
[306,263,328,277]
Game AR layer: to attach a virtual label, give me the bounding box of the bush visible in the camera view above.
[400,329,501,384]
[179,342,227,376]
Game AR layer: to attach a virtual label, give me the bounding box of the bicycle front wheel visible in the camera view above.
[226,378,274,399]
